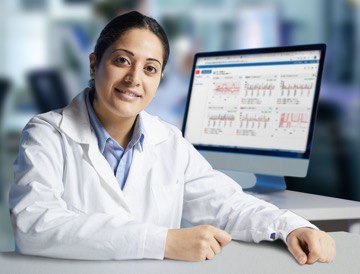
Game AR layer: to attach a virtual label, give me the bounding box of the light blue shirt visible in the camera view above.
[85,92,144,190]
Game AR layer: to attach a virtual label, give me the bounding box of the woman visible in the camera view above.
[9,11,335,263]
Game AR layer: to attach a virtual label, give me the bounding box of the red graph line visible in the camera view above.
[279,113,309,128]
[214,83,240,94]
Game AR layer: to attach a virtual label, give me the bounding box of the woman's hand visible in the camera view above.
[164,225,232,261]
[287,227,336,265]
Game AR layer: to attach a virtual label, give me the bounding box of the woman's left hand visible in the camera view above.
[286,227,336,265]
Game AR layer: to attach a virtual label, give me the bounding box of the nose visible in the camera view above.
[124,65,141,87]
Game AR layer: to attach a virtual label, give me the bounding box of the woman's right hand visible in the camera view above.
[164,224,232,261]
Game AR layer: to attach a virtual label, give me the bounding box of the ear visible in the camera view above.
[89,53,97,79]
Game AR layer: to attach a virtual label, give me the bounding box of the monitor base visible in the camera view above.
[243,175,286,203]
[219,170,286,192]
[245,174,287,193]
[219,171,286,202]
[219,169,257,189]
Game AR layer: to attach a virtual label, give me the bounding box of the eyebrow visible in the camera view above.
[111,48,162,67]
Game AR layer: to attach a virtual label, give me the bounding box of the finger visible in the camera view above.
[210,237,222,255]
[325,233,336,263]
[316,236,328,263]
[307,248,321,264]
[318,233,336,263]
[305,236,321,264]
[213,229,232,247]
[206,247,216,260]
[287,236,308,265]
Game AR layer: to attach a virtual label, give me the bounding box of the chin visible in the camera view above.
[113,109,140,119]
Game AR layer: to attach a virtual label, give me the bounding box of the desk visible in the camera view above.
[250,189,360,234]
[0,232,358,274]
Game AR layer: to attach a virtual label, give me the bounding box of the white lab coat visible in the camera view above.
[9,89,315,260]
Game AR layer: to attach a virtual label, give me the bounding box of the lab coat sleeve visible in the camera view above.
[9,117,168,260]
[180,137,317,244]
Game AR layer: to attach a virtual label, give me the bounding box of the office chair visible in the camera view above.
[0,77,12,202]
[27,69,69,113]
[0,77,12,136]
[0,77,11,116]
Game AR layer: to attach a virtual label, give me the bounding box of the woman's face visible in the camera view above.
[90,28,164,122]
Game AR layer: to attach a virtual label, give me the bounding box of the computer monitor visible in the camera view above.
[182,44,326,190]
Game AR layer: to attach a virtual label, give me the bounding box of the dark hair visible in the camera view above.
[93,11,170,71]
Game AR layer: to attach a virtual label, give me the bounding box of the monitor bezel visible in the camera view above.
[182,43,326,160]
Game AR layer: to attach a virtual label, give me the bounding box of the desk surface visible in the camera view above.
[255,190,360,221]
[1,232,359,274]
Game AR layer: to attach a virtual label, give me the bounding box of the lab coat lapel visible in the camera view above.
[123,112,168,197]
[86,142,131,211]
[59,89,130,211]
[123,139,157,195]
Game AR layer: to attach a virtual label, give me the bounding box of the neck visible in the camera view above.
[102,117,136,148]
[92,98,137,149]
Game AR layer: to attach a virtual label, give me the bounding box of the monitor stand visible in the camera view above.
[219,169,286,192]
[243,175,286,203]
[246,174,287,192]
[220,170,286,197]
[219,169,257,189]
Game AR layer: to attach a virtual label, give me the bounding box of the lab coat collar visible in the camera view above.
[60,88,95,145]
[139,111,169,147]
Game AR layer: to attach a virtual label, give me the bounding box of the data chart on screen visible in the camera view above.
[184,50,321,153]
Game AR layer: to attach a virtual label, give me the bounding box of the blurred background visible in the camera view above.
[0,0,359,251]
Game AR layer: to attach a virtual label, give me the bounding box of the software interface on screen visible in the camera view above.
[184,50,321,153]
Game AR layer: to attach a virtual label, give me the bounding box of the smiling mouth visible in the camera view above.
[115,88,141,98]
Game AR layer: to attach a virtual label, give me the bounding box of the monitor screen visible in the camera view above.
[182,44,326,181]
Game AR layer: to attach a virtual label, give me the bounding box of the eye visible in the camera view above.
[114,57,130,65]
[144,65,158,74]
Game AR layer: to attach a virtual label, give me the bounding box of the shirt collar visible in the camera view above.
[85,90,145,153]
[130,114,145,152]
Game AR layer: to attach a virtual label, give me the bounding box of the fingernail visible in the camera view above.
[298,255,307,264]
